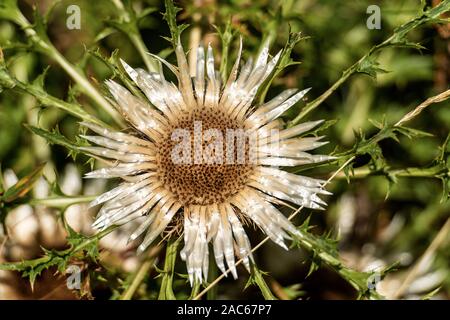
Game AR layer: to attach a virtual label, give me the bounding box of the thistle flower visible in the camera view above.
[81,39,333,285]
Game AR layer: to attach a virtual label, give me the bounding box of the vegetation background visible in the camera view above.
[0,0,449,300]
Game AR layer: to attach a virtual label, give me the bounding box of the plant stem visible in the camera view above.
[110,0,159,73]
[334,165,449,180]
[158,238,181,300]
[120,245,161,300]
[251,264,277,300]
[30,195,97,208]
[129,33,159,72]
[206,256,218,300]
[0,226,117,271]
[14,11,124,127]
[395,89,450,127]
[0,64,107,127]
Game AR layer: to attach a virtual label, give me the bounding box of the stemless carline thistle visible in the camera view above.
[81,38,333,285]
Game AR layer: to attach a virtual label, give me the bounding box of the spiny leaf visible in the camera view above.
[0,250,66,290]
[66,226,100,263]
[158,237,181,300]
[421,286,442,300]
[29,6,52,54]
[246,264,277,300]
[0,226,116,290]
[23,254,65,290]
[290,0,450,125]
[215,19,236,84]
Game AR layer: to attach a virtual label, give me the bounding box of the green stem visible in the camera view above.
[111,0,159,72]
[251,264,277,300]
[120,245,161,300]
[206,255,218,300]
[14,11,124,127]
[189,280,201,299]
[72,227,115,253]
[292,229,383,299]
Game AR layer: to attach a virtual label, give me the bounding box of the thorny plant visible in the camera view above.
[0,0,449,300]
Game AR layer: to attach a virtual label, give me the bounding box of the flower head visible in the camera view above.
[82,39,333,284]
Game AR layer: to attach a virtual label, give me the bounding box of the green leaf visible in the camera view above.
[290,0,450,125]
[66,224,99,262]
[32,66,50,90]
[31,6,51,44]
[215,19,236,84]
[23,254,65,290]
[357,58,389,79]
[88,48,147,101]
[292,222,385,299]
[0,227,116,290]
[247,264,277,300]
[158,237,181,300]
[395,126,434,139]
